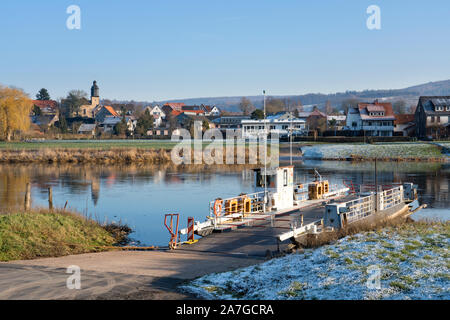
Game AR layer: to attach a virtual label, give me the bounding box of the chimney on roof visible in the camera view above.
[374,99,379,104]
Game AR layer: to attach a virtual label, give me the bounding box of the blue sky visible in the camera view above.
[1,0,450,101]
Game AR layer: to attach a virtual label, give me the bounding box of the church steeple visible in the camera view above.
[91,80,99,98]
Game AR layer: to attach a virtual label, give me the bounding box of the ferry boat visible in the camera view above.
[178,166,425,245]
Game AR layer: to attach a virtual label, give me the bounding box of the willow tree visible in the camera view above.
[0,85,33,141]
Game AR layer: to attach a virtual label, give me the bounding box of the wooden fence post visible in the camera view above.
[48,187,53,210]
[24,183,31,211]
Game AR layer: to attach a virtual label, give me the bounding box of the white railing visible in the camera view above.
[345,194,375,223]
[343,185,403,223]
[209,191,266,217]
[381,186,403,210]
[294,183,308,202]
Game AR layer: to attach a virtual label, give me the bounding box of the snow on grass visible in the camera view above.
[301,143,445,160]
[180,222,449,300]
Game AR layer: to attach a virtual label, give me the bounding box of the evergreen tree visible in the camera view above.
[36,88,51,101]
[135,110,154,136]
[251,109,264,119]
[113,115,128,136]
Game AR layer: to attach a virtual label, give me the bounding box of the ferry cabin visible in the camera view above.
[254,166,294,211]
[241,119,306,139]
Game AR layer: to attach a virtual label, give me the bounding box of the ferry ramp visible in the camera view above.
[176,199,348,257]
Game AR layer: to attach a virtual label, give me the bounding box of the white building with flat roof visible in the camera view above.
[241,116,306,139]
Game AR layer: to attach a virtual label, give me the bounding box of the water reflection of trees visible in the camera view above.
[0,164,253,210]
[0,166,29,210]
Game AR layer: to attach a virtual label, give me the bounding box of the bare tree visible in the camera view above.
[325,100,333,115]
[342,98,360,114]
[393,100,407,114]
[239,97,256,115]
[266,97,285,115]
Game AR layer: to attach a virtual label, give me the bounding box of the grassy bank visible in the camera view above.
[301,143,448,162]
[182,221,450,300]
[0,142,273,164]
[0,147,173,164]
[0,209,129,261]
[1,141,447,163]
[0,140,179,150]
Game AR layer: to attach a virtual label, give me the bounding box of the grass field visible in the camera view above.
[0,209,126,261]
[301,143,447,160]
[182,221,450,300]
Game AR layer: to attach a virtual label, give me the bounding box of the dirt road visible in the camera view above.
[0,249,263,300]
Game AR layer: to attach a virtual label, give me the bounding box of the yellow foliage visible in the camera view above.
[0,85,33,141]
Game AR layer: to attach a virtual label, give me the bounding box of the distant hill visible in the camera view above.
[105,79,450,112]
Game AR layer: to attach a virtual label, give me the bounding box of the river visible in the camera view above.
[0,161,448,246]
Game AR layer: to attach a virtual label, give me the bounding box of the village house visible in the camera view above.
[98,115,136,134]
[201,105,221,116]
[143,105,166,127]
[346,100,395,136]
[181,105,206,116]
[212,115,251,132]
[394,114,416,137]
[326,115,347,130]
[77,123,97,136]
[31,114,59,129]
[163,102,185,112]
[30,99,59,130]
[32,100,58,115]
[146,105,165,118]
[174,113,211,129]
[415,96,450,139]
[95,105,120,123]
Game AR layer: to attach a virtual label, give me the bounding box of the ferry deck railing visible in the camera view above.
[209,191,266,218]
[344,194,375,223]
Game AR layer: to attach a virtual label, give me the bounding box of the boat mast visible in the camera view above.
[290,104,293,166]
[263,90,267,213]
[374,158,378,212]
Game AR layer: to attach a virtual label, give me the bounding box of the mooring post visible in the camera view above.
[48,187,53,210]
[300,214,304,227]
[24,183,31,211]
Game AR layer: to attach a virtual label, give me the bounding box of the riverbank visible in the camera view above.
[1,141,448,163]
[0,209,130,261]
[0,147,174,164]
[181,220,450,300]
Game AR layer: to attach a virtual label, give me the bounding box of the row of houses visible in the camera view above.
[211,97,449,139]
[31,81,222,136]
[30,81,449,139]
[345,97,450,139]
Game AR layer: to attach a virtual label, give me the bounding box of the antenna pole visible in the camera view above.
[263,90,267,213]
[290,104,293,165]
[375,158,378,212]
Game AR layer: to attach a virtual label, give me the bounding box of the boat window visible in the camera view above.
[255,170,275,188]
[283,169,288,186]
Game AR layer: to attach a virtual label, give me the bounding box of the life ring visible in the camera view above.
[213,198,223,217]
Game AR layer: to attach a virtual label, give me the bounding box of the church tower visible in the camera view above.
[91,80,100,107]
